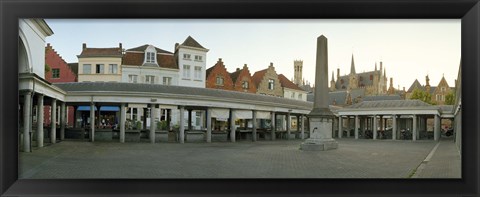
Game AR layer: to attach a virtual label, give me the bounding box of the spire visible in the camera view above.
[350,54,356,74]
[331,71,335,82]
[375,62,377,71]
[383,66,386,77]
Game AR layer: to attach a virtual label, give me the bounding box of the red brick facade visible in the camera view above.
[230,64,257,93]
[44,43,76,127]
[206,58,234,90]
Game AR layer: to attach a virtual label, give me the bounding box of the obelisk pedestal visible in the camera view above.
[300,35,338,151]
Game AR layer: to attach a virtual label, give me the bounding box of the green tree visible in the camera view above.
[445,92,455,105]
[410,88,435,105]
[45,64,51,73]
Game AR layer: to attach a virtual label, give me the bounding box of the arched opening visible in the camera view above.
[18,37,30,73]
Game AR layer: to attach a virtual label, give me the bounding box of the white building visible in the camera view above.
[175,36,209,88]
[77,43,123,82]
[278,74,308,101]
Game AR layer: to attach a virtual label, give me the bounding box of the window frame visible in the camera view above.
[52,68,60,78]
[194,66,202,80]
[95,64,104,74]
[145,75,155,84]
[83,64,91,74]
[216,76,224,86]
[109,64,118,74]
[129,74,138,83]
[163,77,172,85]
[268,79,275,90]
[183,65,191,79]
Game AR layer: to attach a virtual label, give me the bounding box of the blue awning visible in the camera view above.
[77,106,97,111]
[100,106,120,112]
[77,106,119,112]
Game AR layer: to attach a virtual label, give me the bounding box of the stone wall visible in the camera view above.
[256,65,283,97]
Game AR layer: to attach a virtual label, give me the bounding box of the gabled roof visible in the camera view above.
[278,74,304,91]
[126,44,173,54]
[251,69,268,87]
[78,47,122,58]
[67,63,78,75]
[230,68,242,82]
[347,100,432,109]
[122,52,177,69]
[181,36,206,49]
[407,79,425,92]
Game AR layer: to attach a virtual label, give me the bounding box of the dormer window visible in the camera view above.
[144,45,157,65]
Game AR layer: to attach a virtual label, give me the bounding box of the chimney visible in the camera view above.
[337,68,340,79]
[218,58,222,62]
[403,87,405,92]
[270,62,273,67]
[236,68,240,71]
[119,43,122,49]
[82,43,87,50]
[243,64,247,68]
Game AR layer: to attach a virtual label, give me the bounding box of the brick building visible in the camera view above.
[252,63,283,97]
[230,64,256,93]
[205,58,234,90]
[44,43,76,127]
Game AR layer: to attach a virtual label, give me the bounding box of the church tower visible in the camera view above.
[293,60,303,86]
[387,77,395,95]
[373,62,379,94]
[348,54,358,90]
[425,74,431,93]
[330,71,336,91]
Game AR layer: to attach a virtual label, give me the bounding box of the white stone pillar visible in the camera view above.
[338,116,342,138]
[434,115,440,141]
[23,92,32,152]
[300,115,305,140]
[120,103,126,143]
[50,99,57,144]
[354,115,359,139]
[90,102,95,142]
[60,102,66,140]
[286,112,291,140]
[346,117,351,138]
[271,112,276,141]
[150,105,156,144]
[252,110,257,142]
[179,106,185,143]
[37,94,44,148]
[412,115,417,141]
[206,108,212,143]
[392,115,397,140]
[373,115,377,140]
[230,109,236,142]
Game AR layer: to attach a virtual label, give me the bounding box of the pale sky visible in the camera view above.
[44,19,460,90]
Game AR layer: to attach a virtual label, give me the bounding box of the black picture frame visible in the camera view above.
[1,0,479,196]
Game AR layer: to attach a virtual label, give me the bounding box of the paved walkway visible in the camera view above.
[18,138,460,179]
[411,138,461,178]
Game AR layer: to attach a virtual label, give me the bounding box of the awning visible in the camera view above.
[234,110,252,119]
[256,111,271,119]
[211,109,229,119]
[77,106,97,111]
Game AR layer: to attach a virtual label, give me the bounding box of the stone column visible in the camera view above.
[206,108,212,143]
[252,110,257,141]
[373,115,377,140]
[392,115,397,140]
[346,117,351,138]
[50,99,57,144]
[360,117,365,138]
[412,115,417,141]
[286,111,291,140]
[230,109,236,142]
[90,102,95,142]
[60,102,66,140]
[434,115,440,141]
[354,115,359,139]
[36,94,44,148]
[179,106,185,143]
[23,92,32,152]
[150,104,156,144]
[338,116,342,138]
[271,112,276,141]
[300,115,305,140]
[120,103,126,143]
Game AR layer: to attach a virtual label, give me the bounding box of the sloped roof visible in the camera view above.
[67,63,78,75]
[52,82,313,109]
[363,95,401,101]
[407,79,425,92]
[335,70,380,90]
[181,36,206,49]
[126,44,173,54]
[346,100,432,109]
[278,74,304,91]
[78,47,122,58]
[251,69,268,87]
[122,52,178,69]
[230,69,242,82]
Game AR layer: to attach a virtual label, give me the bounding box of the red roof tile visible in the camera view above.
[278,74,304,91]
[251,69,267,87]
[78,47,122,57]
[122,51,177,69]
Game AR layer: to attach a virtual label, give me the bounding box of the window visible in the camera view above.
[194,55,203,61]
[96,64,104,74]
[52,68,60,78]
[441,87,446,92]
[195,112,202,127]
[194,66,202,80]
[370,75,373,80]
[183,53,191,59]
[146,52,156,63]
[163,77,172,85]
[183,65,191,79]
[109,64,118,74]
[83,64,91,74]
[268,79,275,90]
[145,75,155,84]
[216,76,224,85]
[242,81,249,89]
[291,92,295,98]
[436,94,442,101]
[129,75,138,83]
[298,94,303,100]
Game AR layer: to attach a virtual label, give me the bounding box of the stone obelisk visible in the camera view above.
[300,35,338,151]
